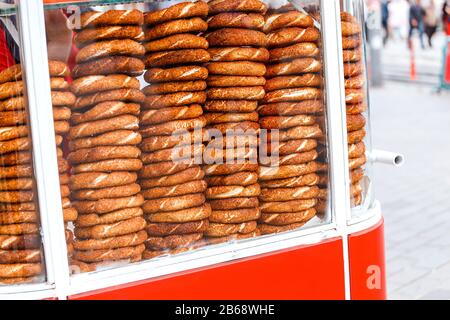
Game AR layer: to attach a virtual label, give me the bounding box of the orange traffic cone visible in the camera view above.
[409,39,417,81]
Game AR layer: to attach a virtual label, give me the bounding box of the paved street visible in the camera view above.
[371,45,450,299]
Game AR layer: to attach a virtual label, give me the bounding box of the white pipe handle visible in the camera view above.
[369,149,405,167]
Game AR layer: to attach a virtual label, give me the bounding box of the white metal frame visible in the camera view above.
[0,0,382,300]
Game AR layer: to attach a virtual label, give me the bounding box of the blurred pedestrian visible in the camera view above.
[424,0,438,48]
[408,0,426,49]
[443,0,450,35]
[389,0,410,40]
[382,0,391,45]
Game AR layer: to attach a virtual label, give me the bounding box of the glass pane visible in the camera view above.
[0,5,46,285]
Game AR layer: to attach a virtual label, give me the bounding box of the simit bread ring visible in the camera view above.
[0,96,26,112]
[269,42,320,62]
[347,129,366,144]
[0,110,27,127]
[348,142,366,159]
[143,81,206,95]
[0,234,40,250]
[71,102,140,125]
[0,190,34,203]
[51,91,76,106]
[139,159,197,179]
[345,74,365,89]
[208,47,269,62]
[267,27,320,48]
[144,66,208,83]
[263,87,322,103]
[74,26,144,46]
[68,145,141,164]
[0,223,38,235]
[207,87,265,100]
[141,144,203,164]
[54,121,70,135]
[74,195,144,216]
[0,81,23,100]
[75,207,143,228]
[79,10,144,29]
[73,159,142,173]
[204,112,259,125]
[145,1,208,25]
[206,184,260,200]
[73,230,147,251]
[344,62,363,78]
[144,17,208,41]
[206,221,257,237]
[346,89,365,104]
[258,223,307,235]
[69,130,141,151]
[0,64,21,84]
[209,208,261,223]
[140,118,206,136]
[260,114,315,129]
[260,198,317,213]
[75,217,146,240]
[143,193,205,214]
[207,76,265,87]
[0,137,30,155]
[208,0,267,14]
[341,12,358,23]
[0,211,37,225]
[50,77,70,91]
[0,152,32,166]
[347,114,366,132]
[73,244,145,263]
[206,28,266,47]
[204,100,258,112]
[72,56,145,78]
[0,202,35,212]
[259,162,319,181]
[0,165,32,179]
[74,89,145,110]
[206,121,260,136]
[207,61,266,76]
[0,177,33,191]
[70,172,138,190]
[140,166,204,189]
[145,203,211,223]
[259,208,316,226]
[146,219,208,237]
[259,173,319,189]
[274,125,323,141]
[266,58,322,78]
[140,105,203,126]
[342,36,361,50]
[140,131,201,152]
[144,34,208,52]
[72,183,140,201]
[203,162,258,176]
[75,39,145,63]
[53,107,71,121]
[207,13,264,30]
[209,197,258,211]
[142,180,207,199]
[347,103,367,114]
[263,139,318,156]
[275,150,318,165]
[341,21,361,37]
[349,155,367,170]
[144,49,210,68]
[71,75,141,95]
[258,101,323,116]
[205,171,258,187]
[143,92,206,110]
[205,230,259,245]
[145,233,202,250]
[343,49,362,62]
[263,11,314,33]
[69,115,139,139]
[0,263,42,278]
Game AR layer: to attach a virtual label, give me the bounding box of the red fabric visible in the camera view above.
[0,26,15,72]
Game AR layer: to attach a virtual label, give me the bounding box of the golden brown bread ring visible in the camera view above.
[267,27,320,48]
[342,35,361,50]
[75,216,146,240]
[206,184,260,200]
[208,47,269,62]
[145,233,202,250]
[207,76,265,87]
[68,145,141,164]
[0,202,35,212]
[146,219,208,237]
[349,155,367,170]
[207,61,266,76]
[206,121,260,136]
[144,17,208,41]
[0,96,26,112]
[269,42,320,62]
[0,211,36,225]
[71,75,141,96]
[207,87,265,100]
[260,198,317,214]
[73,243,145,263]
[204,230,259,245]
[209,197,258,211]
[263,139,318,156]
[204,162,259,176]
[204,112,259,125]
[346,89,365,104]
[0,81,24,100]
[73,194,144,216]
[74,26,144,46]
[145,1,208,25]
[140,130,200,152]
[74,89,145,110]
[209,0,267,14]
[347,114,366,132]
[0,263,42,278]
[0,64,22,84]
[259,222,305,235]
[50,77,70,91]
[266,58,322,78]
[73,159,143,174]
[274,125,323,142]
[205,171,258,187]
[73,230,147,251]
[0,164,32,179]
[69,131,142,151]
[79,10,144,29]
[142,248,189,260]
[63,208,78,223]
[140,105,203,126]
[260,114,316,129]
[341,12,358,23]
[69,115,139,140]
[142,180,207,200]
[206,28,267,47]
[51,91,77,107]
[343,49,363,62]
[206,221,257,237]
[144,34,208,52]
[70,172,138,191]
[71,102,140,125]
[345,74,365,89]
[204,146,257,164]
[144,49,210,68]
[347,129,366,144]
[139,159,196,179]
[263,87,322,103]
[72,183,140,201]
[75,207,143,228]
[143,193,205,214]
[53,107,71,121]
[143,92,206,110]
[0,234,40,250]
[143,81,206,95]
[259,173,319,189]
[0,137,30,155]
[76,39,145,63]
[263,11,314,33]
[53,121,70,135]
[347,103,367,114]
[140,166,204,189]
[344,62,364,78]
[144,66,208,83]
[209,207,261,223]
[259,208,316,226]
[207,12,264,30]
[259,161,319,181]
[0,110,27,127]
[258,101,323,116]
[146,203,211,224]
[204,100,258,112]
[72,56,145,78]
[274,150,318,166]
[0,223,38,236]
[140,118,206,137]
[0,190,34,203]
[141,144,203,164]
[341,21,362,37]
[0,177,33,191]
